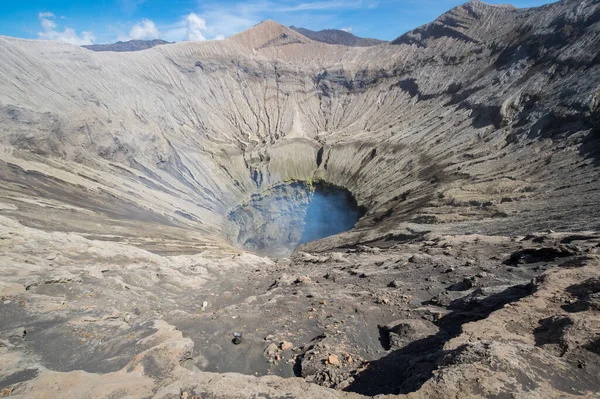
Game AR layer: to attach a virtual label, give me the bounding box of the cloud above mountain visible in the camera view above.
[127,18,160,40]
[37,12,95,45]
[20,0,557,45]
[119,13,212,42]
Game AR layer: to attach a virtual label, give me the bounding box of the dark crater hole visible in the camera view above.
[227,180,366,257]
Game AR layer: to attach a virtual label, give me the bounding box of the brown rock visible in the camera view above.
[280,341,293,351]
[327,354,341,366]
[294,276,312,285]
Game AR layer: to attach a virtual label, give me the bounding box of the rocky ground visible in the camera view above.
[2,213,599,398]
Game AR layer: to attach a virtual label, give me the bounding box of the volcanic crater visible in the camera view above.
[227,180,365,256]
[1,0,600,398]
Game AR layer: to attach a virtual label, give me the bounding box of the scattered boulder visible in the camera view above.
[379,319,440,350]
[355,246,381,254]
[264,343,280,363]
[375,296,390,304]
[294,276,312,285]
[427,291,458,307]
[297,252,330,263]
[438,340,493,367]
[443,267,455,273]
[328,252,348,263]
[447,277,475,291]
[505,245,578,265]
[449,283,533,312]
[280,341,294,351]
[298,334,359,389]
[327,353,341,366]
[232,332,242,345]
[388,279,402,288]
[409,254,435,264]
[558,255,599,269]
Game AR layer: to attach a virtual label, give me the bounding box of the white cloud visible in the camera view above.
[37,12,95,45]
[162,13,216,42]
[196,9,256,40]
[186,13,207,41]
[122,14,209,42]
[185,0,366,40]
[40,17,56,30]
[91,0,372,44]
[128,18,160,40]
[341,26,353,33]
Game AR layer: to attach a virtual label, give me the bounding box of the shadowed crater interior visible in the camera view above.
[227,180,365,257]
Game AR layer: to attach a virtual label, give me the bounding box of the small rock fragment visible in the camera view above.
[327,353,341,366]
[388,280,402,288]
[376,296,390,304]
[342,352,353,364]
[232,332,242,345]
[294,276,312,285]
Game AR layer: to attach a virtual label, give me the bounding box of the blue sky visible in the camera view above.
[0,0,557,45]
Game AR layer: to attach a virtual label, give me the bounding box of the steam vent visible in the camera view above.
[1,1,600,398]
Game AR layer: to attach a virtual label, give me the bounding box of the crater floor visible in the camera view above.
[227,180,365,256]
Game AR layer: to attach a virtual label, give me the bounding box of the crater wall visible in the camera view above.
[0,0,598,254]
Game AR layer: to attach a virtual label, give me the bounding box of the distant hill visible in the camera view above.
[82,39,171,52]
[290,26,386,47]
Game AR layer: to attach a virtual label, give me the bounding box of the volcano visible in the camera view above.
[1,1,600,398]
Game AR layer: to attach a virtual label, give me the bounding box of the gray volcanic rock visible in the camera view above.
[290,26,387,46]
[82,39,171,52]
[380,319,441,350]
[0,0,600,398]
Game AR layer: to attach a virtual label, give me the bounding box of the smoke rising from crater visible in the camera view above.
[300,186,364,245]
[228,182,364,256]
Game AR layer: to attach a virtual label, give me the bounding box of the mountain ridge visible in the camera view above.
[290,26,387,46]
[82,38,171,52]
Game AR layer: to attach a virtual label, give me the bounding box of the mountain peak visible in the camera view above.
[82,39,171,52]
[391,0,517,47]
[230,20,309,50]
[289,26,387,47]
